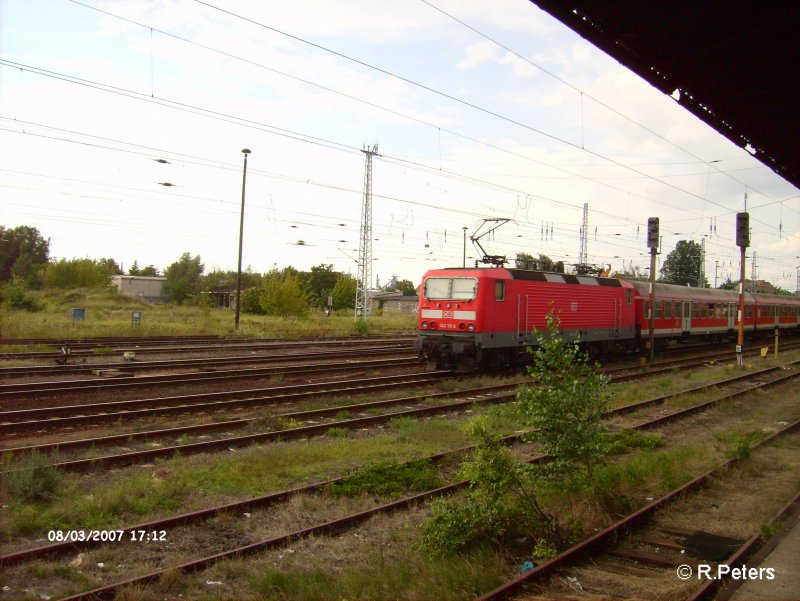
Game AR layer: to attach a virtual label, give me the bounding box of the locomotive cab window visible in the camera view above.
[494,280,505,301]
[626,289,632,304]
[423,277,477,301]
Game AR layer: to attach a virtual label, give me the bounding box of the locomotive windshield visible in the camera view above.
[424,277,477,300]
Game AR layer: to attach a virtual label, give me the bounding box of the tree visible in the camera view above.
[98,258,123,275]
[299,263,340,309]
[0,225,50,286]
[611,265,649,281]
[259,270,309,318]
[388,278,417,296]
[140,265,160,277]
[331,274,357,310]
[128,261,141,276]
[419,310,609,556]
[659,240,707,287]
[239,287,265,314]
[164,253,204,305]
[515,252,564,273]
[43,258,117,288]
[516,309,611,484]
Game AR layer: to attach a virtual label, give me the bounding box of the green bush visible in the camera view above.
[1,279,43,311]
[327,460,442,499]
[2,451,62,502]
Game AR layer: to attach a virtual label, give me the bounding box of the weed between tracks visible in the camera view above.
[0,408,518,542]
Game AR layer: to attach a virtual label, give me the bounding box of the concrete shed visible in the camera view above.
[111,276,168,303]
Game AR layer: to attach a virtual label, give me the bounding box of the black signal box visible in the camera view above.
[647,217,659,249]
[736,212,749,248]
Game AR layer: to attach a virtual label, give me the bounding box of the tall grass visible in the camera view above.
[1,287,416,339]
[249,544,507,601]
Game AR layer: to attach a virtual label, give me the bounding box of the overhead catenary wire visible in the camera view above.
[2,4,796,285]
[56,1,786,223]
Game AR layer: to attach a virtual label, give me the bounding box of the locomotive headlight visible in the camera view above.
[468,323,475,332]
[429,321,437,329]
[421,321,428,329]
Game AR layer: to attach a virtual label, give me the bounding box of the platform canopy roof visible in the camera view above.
[530,1,800,189]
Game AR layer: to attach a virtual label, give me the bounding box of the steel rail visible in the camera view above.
[0,343,413,377]
[0,371,449,434]
[686,489,800,601]
[2,382,519,458]
[23,397,800,601]
[9,388,514,472]
[0,356,420,399]
[2,340,782,421]
[4,360,798,570]
[37,360,800,473]
[474,420,800,601]
[0,334,414,360]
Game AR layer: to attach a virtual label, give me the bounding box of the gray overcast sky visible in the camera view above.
[2,0,798,289]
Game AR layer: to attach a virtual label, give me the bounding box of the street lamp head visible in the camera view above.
[241,148,251,155]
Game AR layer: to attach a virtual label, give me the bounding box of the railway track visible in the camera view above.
[3,355,798,468]
[476,422,800,601]
[3,355,797,600]
[0,342,413,379]
[0,370,447,435]
[0,355,420,401]
[0,334,414,361]
[3,343,797,451]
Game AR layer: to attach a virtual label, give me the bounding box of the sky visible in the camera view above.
[1,0,799,291]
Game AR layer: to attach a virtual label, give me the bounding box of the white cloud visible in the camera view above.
[457,41,498,69]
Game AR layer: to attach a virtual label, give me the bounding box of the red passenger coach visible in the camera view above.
[630,281,800,345]
[414,268,638,371]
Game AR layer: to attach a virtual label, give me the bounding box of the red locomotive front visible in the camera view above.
[414,267,638,371]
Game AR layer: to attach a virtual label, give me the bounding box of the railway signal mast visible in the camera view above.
[647,217,659,362]
[736,212,749,367]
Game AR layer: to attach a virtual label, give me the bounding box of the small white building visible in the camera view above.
[111,276,168,303]
[369,291,419,314]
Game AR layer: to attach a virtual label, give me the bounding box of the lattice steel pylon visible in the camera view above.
[356,144,379,318]
[579,202,588,266]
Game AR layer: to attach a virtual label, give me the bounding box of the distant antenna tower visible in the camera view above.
[356,144,379,318]
[579,203,588,266]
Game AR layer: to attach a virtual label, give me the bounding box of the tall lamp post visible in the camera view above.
[234,148,251,330]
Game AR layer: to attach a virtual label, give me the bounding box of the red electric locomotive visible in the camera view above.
[414,267,800,371]
[414,267,638,371]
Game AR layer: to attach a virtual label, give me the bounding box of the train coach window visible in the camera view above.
[452,278,477,300]
[665,301,673,319]
[654,300,662,319]
[692,303,699,318]
[495,280,505,301]
[423,277,478,301]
